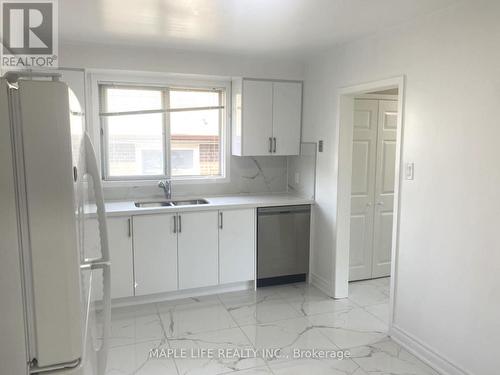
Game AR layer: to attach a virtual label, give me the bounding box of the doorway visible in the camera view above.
[332,77,405,330]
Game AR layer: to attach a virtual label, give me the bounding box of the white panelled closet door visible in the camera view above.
[349,100,378,281]
[349,99,397,281]
[372,100,398,278]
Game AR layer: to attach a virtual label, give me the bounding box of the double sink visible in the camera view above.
[134,199,209,208]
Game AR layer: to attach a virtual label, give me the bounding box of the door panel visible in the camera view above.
[372,100,398,278]
[349,99,378,281]
[219,209,255,284]
[242,80,273,155]
[349,215,368,267]
[272,81,302,155]
[178,211,219,289]
[133,214,178,296]
[351,141,371,194]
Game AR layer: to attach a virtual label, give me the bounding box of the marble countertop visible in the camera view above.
[101,193,314,217]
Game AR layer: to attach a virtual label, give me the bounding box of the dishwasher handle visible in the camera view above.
[257,205,311,216]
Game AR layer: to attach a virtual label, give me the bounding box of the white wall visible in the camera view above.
[60,43,305,199]
[60,42,304,80]
[303,0,500,373]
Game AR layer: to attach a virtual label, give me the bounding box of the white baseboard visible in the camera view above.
[310,273,333,297]
[390,325,470,375]
[111,281,253,308]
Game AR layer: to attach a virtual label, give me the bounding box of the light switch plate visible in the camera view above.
[405,162,414,180]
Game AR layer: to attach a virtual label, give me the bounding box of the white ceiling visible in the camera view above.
[60,0,458,56]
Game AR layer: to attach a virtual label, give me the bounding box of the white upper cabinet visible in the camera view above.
[232,78,302,156]
[272,82,302,155]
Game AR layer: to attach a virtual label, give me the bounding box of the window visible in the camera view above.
[99,84,225,181]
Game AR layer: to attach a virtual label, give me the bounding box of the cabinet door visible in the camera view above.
[219,209,255,284]
[133,214,178,296]
[85,217,134,299]
[108,217,135,298]
[272,81,302,156]
[241,80,273,156]
[178,211,219,289]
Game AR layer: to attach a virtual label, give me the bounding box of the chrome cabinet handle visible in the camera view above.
[273,137,277,153]
[268,137,273,153]
[173,215,177,233]
[128,218,132,237]
[376,201,384,206]
[178,215,182,233]
[219,212,223,229]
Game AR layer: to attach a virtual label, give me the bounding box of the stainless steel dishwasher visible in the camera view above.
[257,205,311,287]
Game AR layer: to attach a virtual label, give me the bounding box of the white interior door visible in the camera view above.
[349,100,378,281]
[372,100,398,278]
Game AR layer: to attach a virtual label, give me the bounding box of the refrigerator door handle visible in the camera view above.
[84,133,110,264]
[83,133,111,375]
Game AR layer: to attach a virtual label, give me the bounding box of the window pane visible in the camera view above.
[170,109,221,176]
[106,113,164,177]
[104,87,163,113]
[170,89,220,109]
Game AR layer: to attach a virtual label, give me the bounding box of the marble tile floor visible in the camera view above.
[104,277,439,375]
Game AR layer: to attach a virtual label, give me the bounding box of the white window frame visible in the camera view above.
[89,71,231,186]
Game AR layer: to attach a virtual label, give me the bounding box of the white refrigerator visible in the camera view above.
[0,73,111,375]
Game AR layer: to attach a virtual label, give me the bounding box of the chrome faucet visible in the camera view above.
[158,179,172,200]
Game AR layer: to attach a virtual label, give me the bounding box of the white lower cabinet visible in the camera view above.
[178,211,219,289]
[133,213,178,296]
[107,217,135,299]
[108,208,256,299]
[86,217,134,299]
[218,209,255,284]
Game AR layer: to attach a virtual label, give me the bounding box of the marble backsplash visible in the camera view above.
[287,142,317,200]
[103,155,289,201]
[103,143,317,201]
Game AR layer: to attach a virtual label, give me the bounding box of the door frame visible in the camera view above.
[333,76,405,330]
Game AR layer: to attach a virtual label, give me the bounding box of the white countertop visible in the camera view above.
[102,193,314,217]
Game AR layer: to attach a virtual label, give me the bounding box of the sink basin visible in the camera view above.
[134,199,209,208]
[172,199,209,206]
[134,201,174,208]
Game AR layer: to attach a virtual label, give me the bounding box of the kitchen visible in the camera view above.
[2,1,499,375]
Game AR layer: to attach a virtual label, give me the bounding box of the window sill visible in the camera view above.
[102,176,230,188]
